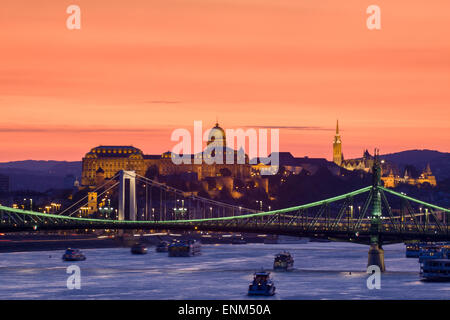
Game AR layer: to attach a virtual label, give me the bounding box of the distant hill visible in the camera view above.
[381,150,450,181]
[0,161,82,191]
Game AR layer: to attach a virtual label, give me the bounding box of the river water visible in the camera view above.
[0,242,448,299]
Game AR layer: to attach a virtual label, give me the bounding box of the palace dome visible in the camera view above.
[207,122,226,147]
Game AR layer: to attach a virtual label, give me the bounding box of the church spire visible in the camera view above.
[425,163,432,174]
[334,120,341,143]
[333,120,342,166]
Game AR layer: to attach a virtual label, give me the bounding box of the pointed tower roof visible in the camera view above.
[333,120,341,144]
[404,169,409,178]
[424,163,432,174]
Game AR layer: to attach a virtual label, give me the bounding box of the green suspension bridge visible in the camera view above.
[0,155,448,271]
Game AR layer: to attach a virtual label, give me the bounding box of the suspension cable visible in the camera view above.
[65,182,119,217]
[58,172,121,216]
[135,174,257,213]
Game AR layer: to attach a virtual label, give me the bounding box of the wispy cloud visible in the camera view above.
[243,125,334,131]
[143,100,180,104]
[0,126,174,133]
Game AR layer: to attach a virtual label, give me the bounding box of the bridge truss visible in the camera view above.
[0,181,448,244]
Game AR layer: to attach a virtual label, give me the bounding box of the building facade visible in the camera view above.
[332,120,376,172]
[81,123,252,187]
[382,164,437,188]
[332,121,437,188]
[81,146,147,186]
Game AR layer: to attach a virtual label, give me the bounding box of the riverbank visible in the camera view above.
[0,232,273,253]
[0,234,119,253]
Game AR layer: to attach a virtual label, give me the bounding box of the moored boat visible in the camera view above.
[248,271,276,296]
[405,243,421,258]
[418,245,449,263]
[62,248,86,261]
[420,259,450,281]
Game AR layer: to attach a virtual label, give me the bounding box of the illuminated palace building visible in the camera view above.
[81,123,266,194]
[381,164,437,188]
[332,120,436,188]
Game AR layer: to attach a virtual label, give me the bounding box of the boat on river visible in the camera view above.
[62,248,86,261]
[248,271,276,296]
[273,251,294,271]
[168,240,201,257]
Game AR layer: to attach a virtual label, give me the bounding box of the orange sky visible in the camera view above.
[0,0,449,162]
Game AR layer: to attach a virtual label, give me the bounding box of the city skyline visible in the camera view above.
[0,118,447,162]
[1,0,449,161]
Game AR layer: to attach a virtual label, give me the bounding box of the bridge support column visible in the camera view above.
[367,149,385,272]
[367,243,385,272]
[118,170,137,221]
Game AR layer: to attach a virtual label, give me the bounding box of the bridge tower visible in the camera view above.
[118,170,137,221]
[367,149,385,272]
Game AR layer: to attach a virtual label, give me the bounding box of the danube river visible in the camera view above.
[0,242,448,299]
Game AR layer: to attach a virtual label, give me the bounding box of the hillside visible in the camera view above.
[0,161,82,191]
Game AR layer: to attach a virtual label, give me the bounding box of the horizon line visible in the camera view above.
[0,148,447,164]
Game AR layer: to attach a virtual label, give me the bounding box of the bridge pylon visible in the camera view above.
[367,149,385,272]
[118,170,137,221]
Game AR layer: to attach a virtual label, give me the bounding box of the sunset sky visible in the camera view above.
[1,0,449,162]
